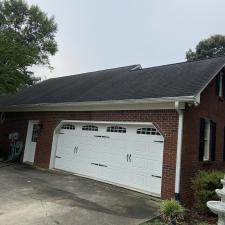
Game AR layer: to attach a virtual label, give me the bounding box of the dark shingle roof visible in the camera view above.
[0,57,225,106]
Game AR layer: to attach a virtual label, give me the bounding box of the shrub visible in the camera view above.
[160,199,185,224]
[140,219,164,225]
[192,170,224,213]
[197,223,211,225]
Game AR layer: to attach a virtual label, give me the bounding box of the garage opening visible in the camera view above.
[52,121,164,197]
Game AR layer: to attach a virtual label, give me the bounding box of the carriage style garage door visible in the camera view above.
[54,121,164,196]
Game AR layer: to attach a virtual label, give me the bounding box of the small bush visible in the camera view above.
[197,223,211,225]
[192,170,224,213]
[160,199,185,224]
[140,219,164,225]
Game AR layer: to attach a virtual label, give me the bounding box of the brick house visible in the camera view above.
[0,57,225,206]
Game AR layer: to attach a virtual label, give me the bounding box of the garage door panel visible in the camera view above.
[55,146,74,159]
[54,122,164,196]
[54,157,75,172]
[134,141,161,152]
[77,143,110,163]
[132,150,163,161]
[129,169,162,194]
[57,134,78,148]
[100,166,131,185]
[131,156,162,171]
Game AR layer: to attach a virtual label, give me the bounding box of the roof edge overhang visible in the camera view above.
[196,62,225,96]
[0,96,196,112]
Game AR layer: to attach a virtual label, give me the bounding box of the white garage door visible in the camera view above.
[54,121,164,196]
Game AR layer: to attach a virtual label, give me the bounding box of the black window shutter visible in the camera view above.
[222,74,225,99]
[210,121,216,161]
[216,74,220,96]
[223,126,225,161]
[199,118,205,161]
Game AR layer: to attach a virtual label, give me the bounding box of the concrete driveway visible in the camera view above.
[0,163,159,225]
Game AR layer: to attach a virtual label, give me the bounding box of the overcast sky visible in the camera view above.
[26,0,225,79]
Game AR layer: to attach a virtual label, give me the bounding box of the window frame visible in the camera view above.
[136,127,161,135]
[61,124,76,130]
[31,124,39,143]
[219,72,223,98]
[82,125,98,131]
[216,71,225,99]
[223,126,225,161]
[203,119,211,161]
[106,126,126,133]
[199,118,216,162]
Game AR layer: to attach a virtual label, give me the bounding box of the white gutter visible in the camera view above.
[0,96,195,112]
[174,101,184,200]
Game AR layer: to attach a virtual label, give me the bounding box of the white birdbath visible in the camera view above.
[207,176,225,225]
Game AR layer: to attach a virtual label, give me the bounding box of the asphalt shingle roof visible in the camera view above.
[0,57,225,106]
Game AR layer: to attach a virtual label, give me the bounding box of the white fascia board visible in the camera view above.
[0,96,194,112]
[195,63,225,97]
[58,120,154,126]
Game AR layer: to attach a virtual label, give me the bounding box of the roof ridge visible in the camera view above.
[40,56,225,82]
[142,55,225,71]
[46,64,139,81]
[31,64,139,86]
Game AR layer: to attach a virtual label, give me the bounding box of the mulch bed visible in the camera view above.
[184,209,217,224]
[142,210,217,225]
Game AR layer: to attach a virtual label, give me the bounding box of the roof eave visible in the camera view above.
[0,96,196,112]
[195,62,225,97]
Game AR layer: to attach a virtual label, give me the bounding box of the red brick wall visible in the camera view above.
[181,77,225,207]
[0,109,178,199]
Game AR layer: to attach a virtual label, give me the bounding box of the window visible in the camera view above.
[223,126,225,161]
[0,112,5,124]
[216,72,225,98]
[203,119,210,161]
[61,124,75,130]
[106,126,126,133]
[82,125,98,131]
[31,124,39,142]
[137,127,160,135]
[199,118,216,161]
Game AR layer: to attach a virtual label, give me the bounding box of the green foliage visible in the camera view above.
[186,34,225,61]
[140,218,165,225]
[196,223,211,225]
[140,218,211,225]
[160,199,185,224]
[192,170,224,213]
[149,220,164,225]
[0,0,58,94]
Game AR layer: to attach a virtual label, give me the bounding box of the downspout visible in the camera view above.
[174,101,184,201]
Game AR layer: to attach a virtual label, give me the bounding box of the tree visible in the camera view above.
[0,0,57,94]
[186,35,225,61]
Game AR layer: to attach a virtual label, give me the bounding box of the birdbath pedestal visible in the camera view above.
[207,176,225,225]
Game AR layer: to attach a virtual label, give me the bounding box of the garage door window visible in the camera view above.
[82,125,98,131]
[137,127,160,135]
[107,126,126,133]
[61,124,75,130]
